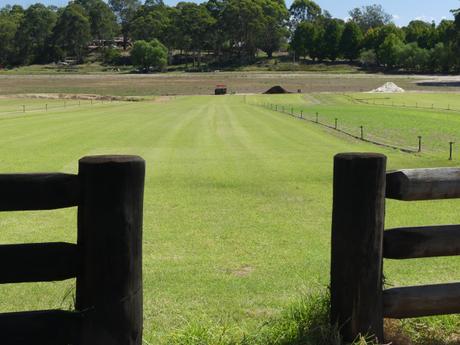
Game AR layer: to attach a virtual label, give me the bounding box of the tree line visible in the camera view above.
[0,0,459,73]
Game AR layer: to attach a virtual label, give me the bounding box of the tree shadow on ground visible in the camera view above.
[416,81,460,88]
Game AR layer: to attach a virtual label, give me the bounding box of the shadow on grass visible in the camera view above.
[416,82,460,88]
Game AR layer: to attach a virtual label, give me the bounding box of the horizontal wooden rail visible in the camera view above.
[0,242,77,284]
[0,309,81,345]
[384,225,460,259]
[386,168,460,201]
[383,282,460,319]
[0,173,79,211]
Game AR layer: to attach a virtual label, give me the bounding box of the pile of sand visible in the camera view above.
[371,82,405,93]
[264,85,291,94]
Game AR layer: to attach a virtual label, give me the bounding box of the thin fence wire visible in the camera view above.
[0,99,119,117]
[252,101,424,155]
[345,94,460,113]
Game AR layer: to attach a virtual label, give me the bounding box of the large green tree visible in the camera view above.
[290,20,323,61]
[76,0,118,41]
[15,4,57,64]
[377,33,404,68]
[259,0,289,58]
[289,0,321,26]
[129,2,171,42]
[175,2,215,67]
[221,0,266,62]
[109,0,140,48]
[404,20,436,49]
[321,18,344,61]
[340,21,363,61]
[51,3,91,62]
[349,4,392,32]
[131,39,167,71]
[0,6,23,65]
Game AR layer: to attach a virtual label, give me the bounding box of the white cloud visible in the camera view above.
[392,14,400,20]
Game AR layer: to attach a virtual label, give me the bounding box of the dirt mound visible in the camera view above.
[371,82,405,93]
[264,85,291,94]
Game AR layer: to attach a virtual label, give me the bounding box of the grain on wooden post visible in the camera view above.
[384,224,460,259]
[450,142,454,161]
[418,136,422,153]
[331,153,386,342]
[76,155,145,345]
[386,167,460,201]
[383,282,460,318]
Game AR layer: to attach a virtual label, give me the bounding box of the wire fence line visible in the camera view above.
[0,99,120,116]
[345,94,460,113]
[250,101,444,156]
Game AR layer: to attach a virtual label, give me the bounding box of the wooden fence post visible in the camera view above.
[76,155,145,345]
[331,153,386,342]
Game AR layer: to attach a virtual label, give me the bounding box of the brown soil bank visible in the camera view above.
[1,73,460,96]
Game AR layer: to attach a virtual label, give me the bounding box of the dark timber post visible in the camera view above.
[331,153,386,342]
[418,136,422,153]
[316,112,319,123]
[449,142,454,161]
[360,126,364,140]
[335,118,338,130]
[300,110,303,119]
[76,155,145,345]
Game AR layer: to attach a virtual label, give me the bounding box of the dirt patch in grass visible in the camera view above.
[151,96,175,103]
[229,265,254,277]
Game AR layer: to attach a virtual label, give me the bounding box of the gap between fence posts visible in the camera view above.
[76,155,145,345]
[330,153,386,342]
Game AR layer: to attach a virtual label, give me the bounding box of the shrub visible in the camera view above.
[131,39,168,72]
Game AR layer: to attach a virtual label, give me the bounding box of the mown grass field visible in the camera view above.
[252,93,460,154]
[1,93,460,344]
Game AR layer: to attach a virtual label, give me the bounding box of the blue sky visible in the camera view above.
[1,0,458,25]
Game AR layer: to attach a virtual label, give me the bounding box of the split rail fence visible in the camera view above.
[0,155,145,345]
[331,153,460,342]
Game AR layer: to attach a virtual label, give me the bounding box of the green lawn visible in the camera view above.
[1,94,460,343]
[251,93,460,154]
